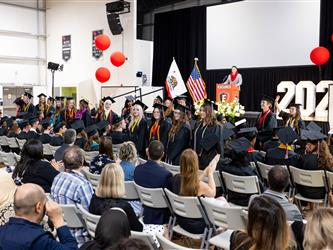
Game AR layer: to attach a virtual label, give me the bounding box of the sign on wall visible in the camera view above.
[92,30,103,59]
[62,35,71,61]
[277,80,333,122]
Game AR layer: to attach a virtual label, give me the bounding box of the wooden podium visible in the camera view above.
[216,83,240,103]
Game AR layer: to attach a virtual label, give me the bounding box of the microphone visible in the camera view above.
[222,75,228,83]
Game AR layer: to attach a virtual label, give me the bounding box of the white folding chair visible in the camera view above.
[43,143,53,157]
[156,233,200,250]
[289,166,328,206]
[326,171,333,191]
[60,204,85,228]
[199,170,223,188]
[112,143,123,158]
[164,188,208,249]
[200,197,247,249]
[6,137,19,151]
[221,172,261,206]
[50,145,60,156]
[16,138,26,150]
[161,161,180,175]
[81,167,100,190]
[123,181,140,200]
[0,152,17,167]
[77,204,101,238]
[137,157,147,166]
[0,135,9,148]
[131,231,157,250]
[84,151,99,164]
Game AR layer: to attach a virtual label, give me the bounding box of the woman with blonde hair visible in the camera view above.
[119,141,137,181]
[171,149,220,234]
[303,208,333,250]
[89,163,143,232]
[230,196,294,250]
[128,101,148,158]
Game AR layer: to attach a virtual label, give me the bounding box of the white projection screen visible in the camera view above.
[206,0,320,70]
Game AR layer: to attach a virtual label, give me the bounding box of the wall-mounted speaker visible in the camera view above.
[107,13,123,35]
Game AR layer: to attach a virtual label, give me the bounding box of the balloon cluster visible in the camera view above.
[94,34,126,83]
[309,34,333,66]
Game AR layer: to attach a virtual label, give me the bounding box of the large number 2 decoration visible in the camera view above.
[277,80,333,121]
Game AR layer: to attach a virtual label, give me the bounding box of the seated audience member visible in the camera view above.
[119,141,137,181]
[96,120,109,137]
[84,125,100,151]
[26,116,40,140]
[0,169,17,225]
[171,149,220,234]
[17,119,31,140]
[39,118,53,144]
[296,132,333,200]
[250,166,302,221]
[89,136,115,174]
[265,127,300,166]
[71,120,88,149]
[54,129,77,162]
[7,121,20,138]
[113,238,150,250]
[51,146,94,246]
[219,137,264,206]
[229,196,295,250]
[0,183,78,250]
[303,208,333,250]
[134,140,172,225]
[80,208,130,250]
[50,122,67,146]
[12,139,60,193]
[237,127,264,163]
[110,117,130,144]
[89,163,143,232]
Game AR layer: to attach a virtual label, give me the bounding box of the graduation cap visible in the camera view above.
[125,95,135,101]
[79,99,89,105]
[134,100,148,111]
[276,126,299,145]
[37,93,47,98]
[174,103,190,113]
[202,99,218,111]
[28,116,39,125]
[41,118,52,129]
[261,95,274,105]
[24,92,33,99]
[238,127,258,140]
[18,119,29,129]
[153,103,167,112]
[113,116,124,125]
[306,121,321,132]
[55,96,65,101]
[96,120,109,131]
[13,97,25,106]
[155,95,163,102]
[71,120,85,133]
[102,96,115,103]
[85,125,98,137]
[201,134,219,151]
[48,96,55,102]
[65,96,74,100]
[229,137,252,153]
[288,103,302,108]
[303,130,327,142]
[6,118,13,128]
[223,128,235,140]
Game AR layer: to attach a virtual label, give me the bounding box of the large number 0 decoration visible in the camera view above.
[277,80,333,121]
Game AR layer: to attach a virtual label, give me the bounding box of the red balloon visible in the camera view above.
[95,67,110,83]
[110,51,126,67]
[310,46,330,65]
[331,33,333,43]
[95,35,111,51]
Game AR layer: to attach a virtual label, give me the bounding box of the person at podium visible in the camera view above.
[222,66,242,86]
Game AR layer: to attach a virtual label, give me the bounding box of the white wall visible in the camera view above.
[46,0,144,107]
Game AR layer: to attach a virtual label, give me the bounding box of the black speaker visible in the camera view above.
[106,1,125,13]
[107,13,123,35]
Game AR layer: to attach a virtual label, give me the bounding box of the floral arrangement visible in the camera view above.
[194,99,245,123]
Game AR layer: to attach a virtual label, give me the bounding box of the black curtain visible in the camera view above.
[152,0,333,111]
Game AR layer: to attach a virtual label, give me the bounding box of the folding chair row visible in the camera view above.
[0,151,20,167]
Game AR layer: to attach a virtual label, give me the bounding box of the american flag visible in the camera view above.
[186,61,207,103]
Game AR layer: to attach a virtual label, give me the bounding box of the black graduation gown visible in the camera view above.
[110,131,130,145]
[166,125,190,165]
[17,132,28,140]
[23,102,35,115]
[81,111,92,127]
[193,122,223,170]
[265,147,300,166]
[0,128,8,136]
[255,111,277,145]
[128,119,148,158]
[279,110,305,135]
[26,130,39,140]
[248,150,264,163]
[262,138,280,152]
[49,135,64,146]
[148,120,171,150]
[97,110,119,125]
[35,104,47,117]
[74,137,87,148]
[39,133,52,144]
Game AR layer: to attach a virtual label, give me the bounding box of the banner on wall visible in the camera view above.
[216,83,240,103]
[92,30,103,59]
[62,35,71,61]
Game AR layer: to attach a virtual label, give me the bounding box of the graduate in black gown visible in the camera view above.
[275,96,305,135]
[50,122,66,146]
[97,96,119,125]
[39,118,53,144]
[265,126,300,166]
[35,93,48,120]
[110,117,129,144]
[45,96,55,117]
[193,100,223,170]
[237,127,264,163]
[62,97,76,128]
[121,95,135,121]
[53,96,64,125]
[166,104,191,165]
[22,92,35,115]
[255,95,277,148]
[17,119,30,140]
[75,99,92,127]
[128,100,148,158]
[148,103,171,150]
[26,116,40,140]
[14,97,25,118]
[71,120,88,149]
